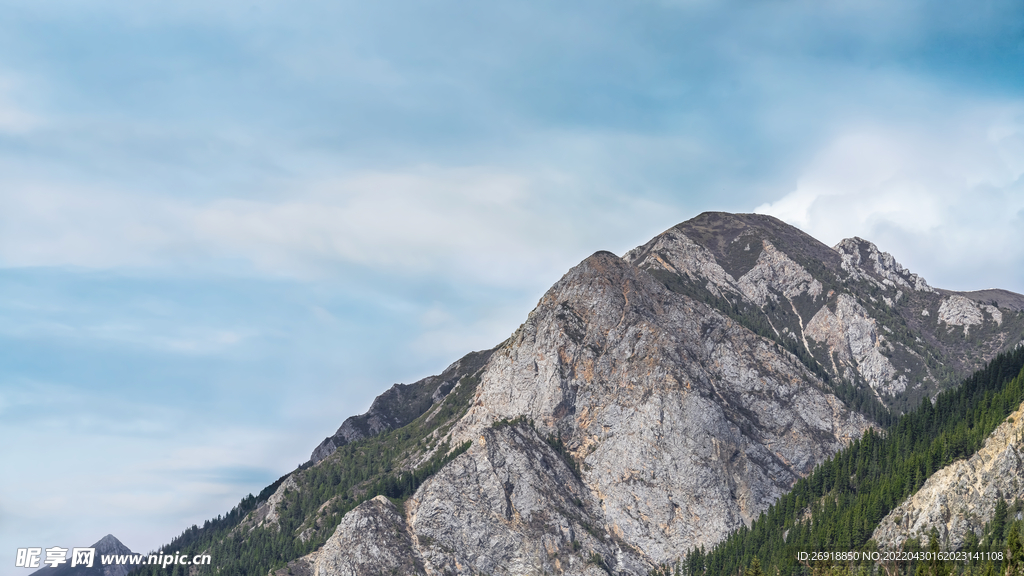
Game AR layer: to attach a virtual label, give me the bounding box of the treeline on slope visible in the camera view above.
[648,268,894,426]
[675,499,1024,576]
[676,345,1024,576]
[129,374,483,576]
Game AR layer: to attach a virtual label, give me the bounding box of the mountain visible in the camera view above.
[29,535,136,576]
[135,212,1024,576]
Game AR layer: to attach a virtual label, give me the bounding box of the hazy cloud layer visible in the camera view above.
[758,102,1024,290]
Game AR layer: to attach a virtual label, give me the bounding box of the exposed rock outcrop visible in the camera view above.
[805,294,906,397]
[314,496,425,576]
[440,251,871,563]
[835,237,934,293]
[873,401,1024,551]
[248,475,298,531]
[408,424,641,575]
[736,239,823,307]
[938,295,986,336]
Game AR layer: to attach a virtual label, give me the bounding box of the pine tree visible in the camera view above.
[1006,524,1023,576]
[747,557,765,576]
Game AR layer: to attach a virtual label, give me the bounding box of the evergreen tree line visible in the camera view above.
[676,346,1024,576]
[691,499,1024,576]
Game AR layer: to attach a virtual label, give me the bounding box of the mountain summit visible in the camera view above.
[625,212,1024,417]
[141,213,1024,576]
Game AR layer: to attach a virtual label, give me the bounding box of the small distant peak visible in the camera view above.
[92,534,133,555]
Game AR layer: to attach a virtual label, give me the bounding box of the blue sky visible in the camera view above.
[2,0,1024,567]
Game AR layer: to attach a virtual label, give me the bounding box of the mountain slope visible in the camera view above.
[309,348,495,464]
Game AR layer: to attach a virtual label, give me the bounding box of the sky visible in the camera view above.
[2,0,1023,569]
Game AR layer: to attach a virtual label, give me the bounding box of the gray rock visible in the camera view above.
[834,237,934,293]
[805,294,906,397]
[443,251,871,564]
[938,295,986,336]
[313,495,425,576]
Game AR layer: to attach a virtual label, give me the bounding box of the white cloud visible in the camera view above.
[0,165,671,288]
[756,104,1024,291]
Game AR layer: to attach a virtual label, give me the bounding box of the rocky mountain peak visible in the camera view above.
[834,237,934,293]
[271,244,874,574]
[424,247,871,563]
[623,215,1024,418]
[92,535,131,556]
[28,535,135,576]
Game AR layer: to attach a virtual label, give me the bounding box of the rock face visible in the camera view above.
[873,400,1024,551]
[247,475,299,531]
[805,294,907,397]
[314,496,425,576]
[408,424,640,575]
[834,237,934,293]
[443,251,870,563]
[736,239,824,307]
